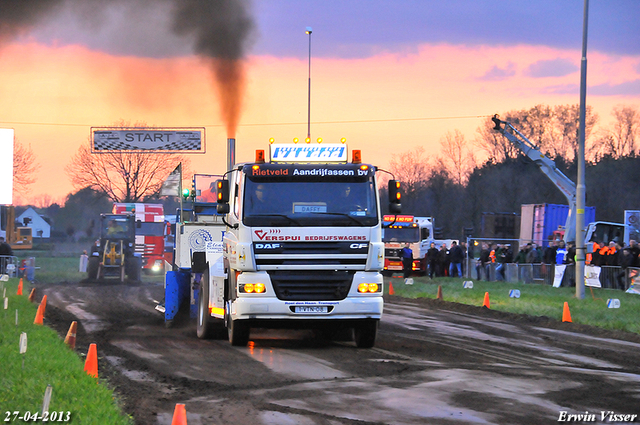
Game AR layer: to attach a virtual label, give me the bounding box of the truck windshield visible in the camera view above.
[243,164,378,227]
[382,226,420,243]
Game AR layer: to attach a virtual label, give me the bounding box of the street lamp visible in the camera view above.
[306,27,312,139]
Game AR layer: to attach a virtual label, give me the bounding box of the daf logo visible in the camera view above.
[256,243,281,249]
[350,243,368,249]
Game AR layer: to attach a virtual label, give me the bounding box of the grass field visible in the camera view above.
[0,278,132,424]
[385,275,640,334]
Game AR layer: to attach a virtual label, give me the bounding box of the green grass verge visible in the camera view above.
[20,256,160,284]
[0,278,132,424]
[386,275,640,334]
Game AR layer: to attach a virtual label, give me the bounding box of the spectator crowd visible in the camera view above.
[417,237,639,291]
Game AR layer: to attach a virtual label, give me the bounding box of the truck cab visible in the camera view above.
[209,142,400,347]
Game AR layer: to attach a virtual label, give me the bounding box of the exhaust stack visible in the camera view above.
[227,138,236,171]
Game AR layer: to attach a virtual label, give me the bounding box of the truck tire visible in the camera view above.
[354,319,378,348]
[87,257,99,281]
[226,304,250,346]
[197,269,221,339]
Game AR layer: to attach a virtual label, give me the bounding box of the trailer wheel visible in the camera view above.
[227,305,249,346]
[353,319,378,348]
[197,269,217,339]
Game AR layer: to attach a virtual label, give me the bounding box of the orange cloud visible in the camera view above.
[0,41,638,205]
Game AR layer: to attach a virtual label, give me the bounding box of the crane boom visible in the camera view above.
[491,115,577,243]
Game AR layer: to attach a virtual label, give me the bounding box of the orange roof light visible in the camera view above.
[269,138,275,144]
[317,137,322,143]
[255,150,265,163]
[305,137,311,144]
[340,137,347,144]
[293,137,299,144]
[352,149,362,164]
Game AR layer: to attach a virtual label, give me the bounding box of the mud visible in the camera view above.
[37,280,640,425]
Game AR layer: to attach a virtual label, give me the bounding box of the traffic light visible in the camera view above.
[388,180,401,214]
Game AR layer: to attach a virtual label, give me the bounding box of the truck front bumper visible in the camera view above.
[231,271,383,321]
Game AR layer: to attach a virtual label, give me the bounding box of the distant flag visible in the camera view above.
[160,164,181,196]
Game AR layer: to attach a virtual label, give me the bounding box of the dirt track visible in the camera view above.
[39,279,640,425]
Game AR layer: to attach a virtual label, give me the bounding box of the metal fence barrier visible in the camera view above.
[467,257,637,291]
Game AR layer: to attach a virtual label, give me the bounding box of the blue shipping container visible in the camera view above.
[530,204,596,247]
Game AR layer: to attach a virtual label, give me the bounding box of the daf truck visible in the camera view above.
[164,140,401,348]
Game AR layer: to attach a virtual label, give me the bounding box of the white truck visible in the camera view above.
[166,140,401,348]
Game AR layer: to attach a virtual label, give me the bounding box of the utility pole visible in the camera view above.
[575,0,589,300]
[306,27,312,140]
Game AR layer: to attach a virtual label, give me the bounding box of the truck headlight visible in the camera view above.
[240,283,266,294]
[358,283,380,293]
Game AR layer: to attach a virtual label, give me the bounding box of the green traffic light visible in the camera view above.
[182,188,190,198]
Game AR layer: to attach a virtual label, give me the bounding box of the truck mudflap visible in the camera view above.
[164,270,191,322]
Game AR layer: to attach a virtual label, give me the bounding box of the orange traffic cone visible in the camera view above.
[34,304,44,325]
[84,343,98,379]
[483,292,490,309]
[171,403,187,425]
[28,288,36,302]
[17,279,23,295]
[40,295,47,317]
[436,285,443,301]
[64,321,78,350]
[388,281,395,295]
[562,302,572,323]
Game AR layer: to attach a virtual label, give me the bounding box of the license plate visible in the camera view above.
[295,306,328,313]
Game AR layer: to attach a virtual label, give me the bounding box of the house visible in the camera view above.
[17,207,51,238]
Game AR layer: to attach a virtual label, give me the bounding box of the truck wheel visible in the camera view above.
[197,270,217,339]
[227,307,250,346]
[354,319,378,348]
[87,257,99,281]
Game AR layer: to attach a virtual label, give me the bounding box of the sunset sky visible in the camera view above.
[0,0,639,205]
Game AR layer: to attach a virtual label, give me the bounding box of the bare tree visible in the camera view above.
[13,140,40,198]
[476,104,598,163]
[474,116,521,162]
[31,194,57,209]
[66,145,190,203]
[596,105,640,158]
[439,129,476,185]
[387,146,431,198]
[550,104,598,161]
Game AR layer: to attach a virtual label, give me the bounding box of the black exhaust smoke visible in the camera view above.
[0,0,255,137]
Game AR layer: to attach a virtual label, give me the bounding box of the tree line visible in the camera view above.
[11,104,640,242]
[388,103,640,239]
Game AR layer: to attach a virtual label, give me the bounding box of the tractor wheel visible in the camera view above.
[126,256,142,283]
[87,257,100,281]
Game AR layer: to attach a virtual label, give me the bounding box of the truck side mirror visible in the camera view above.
[388,180,402,214]
[217,203,230,214]
[216,179,229,203]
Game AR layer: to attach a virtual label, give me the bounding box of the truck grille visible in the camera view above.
[267,270,355,301]
[254,241,368,270]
